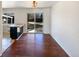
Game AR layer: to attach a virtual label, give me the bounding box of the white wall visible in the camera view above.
[3,8,51,34]
[51,1,79,57]
[0,1,2,55]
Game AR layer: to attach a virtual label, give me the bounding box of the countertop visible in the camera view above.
[10,24,23,27]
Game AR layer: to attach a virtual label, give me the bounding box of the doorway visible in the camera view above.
[27,13,43,33]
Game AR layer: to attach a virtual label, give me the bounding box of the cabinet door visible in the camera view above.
[10,27,17,39]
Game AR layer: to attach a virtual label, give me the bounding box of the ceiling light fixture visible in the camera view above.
[32,1,37,8]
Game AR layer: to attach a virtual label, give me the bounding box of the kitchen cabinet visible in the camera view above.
[10,24,23,39]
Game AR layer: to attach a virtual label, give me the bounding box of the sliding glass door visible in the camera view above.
[27,13,43,33]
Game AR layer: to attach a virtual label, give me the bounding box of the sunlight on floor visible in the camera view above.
[2,32,15,53]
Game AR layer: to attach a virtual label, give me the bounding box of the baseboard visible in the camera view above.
[1,33,24,56]
[50,34,70,57]
[1,40,15,56]
[16,33,24,40]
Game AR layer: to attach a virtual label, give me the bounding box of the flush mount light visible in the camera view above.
[32,1,37,8]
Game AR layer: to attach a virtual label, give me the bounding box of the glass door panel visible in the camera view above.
[35,24,43,33]
[27,23,35,33]
[27,13,34,22]
[27,13,43,33]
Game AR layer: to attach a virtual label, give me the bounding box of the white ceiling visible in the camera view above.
[2,1,58,8]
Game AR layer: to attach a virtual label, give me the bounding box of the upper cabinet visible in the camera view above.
[2,14,14,24]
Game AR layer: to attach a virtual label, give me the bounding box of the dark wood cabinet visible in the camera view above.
[10,26,23,39]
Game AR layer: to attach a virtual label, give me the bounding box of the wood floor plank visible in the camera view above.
[1,33,69,57]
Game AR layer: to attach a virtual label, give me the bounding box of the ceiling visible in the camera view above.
[2,1,58,8]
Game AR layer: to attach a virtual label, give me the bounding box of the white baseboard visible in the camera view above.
[50,34,70,57]
[1,39,15,56]
[1,33,23,56]
[16,33,23,40]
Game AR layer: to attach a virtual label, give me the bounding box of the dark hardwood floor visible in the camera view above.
[1,33,69,57]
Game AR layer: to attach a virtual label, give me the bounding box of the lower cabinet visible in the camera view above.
[10,26,23,39]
